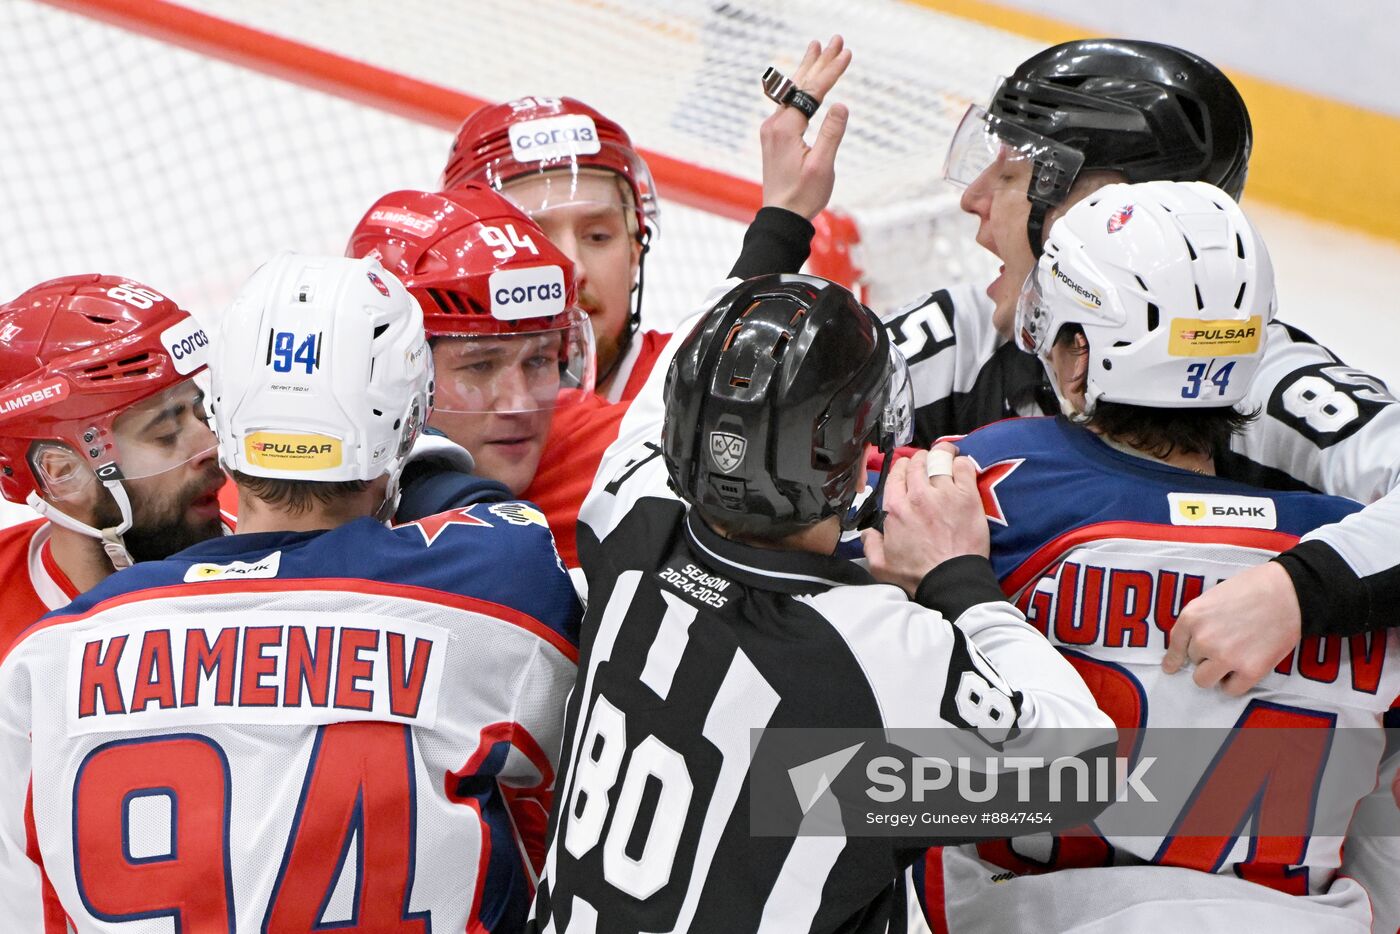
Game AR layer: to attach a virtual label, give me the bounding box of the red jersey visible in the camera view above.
[216,476,239,520]
[517,329,667,566]
[603,329,670,404]
[0,520,78,661]
[524,395,629,568]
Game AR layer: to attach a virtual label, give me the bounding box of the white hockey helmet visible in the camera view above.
[211,253,432,495]
[1015,180,1274,414]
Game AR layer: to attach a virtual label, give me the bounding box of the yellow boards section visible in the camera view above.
[905,0,1400,243]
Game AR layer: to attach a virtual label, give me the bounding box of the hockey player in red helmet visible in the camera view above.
[441,96,660,402]
[441,37,853,404]
[349,183,595,497]
[0,275,225,654]
[349,183,614,564]
[401,39,854,565]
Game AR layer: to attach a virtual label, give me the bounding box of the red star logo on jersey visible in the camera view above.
[975,458,1024,526]
[397,506,493,546]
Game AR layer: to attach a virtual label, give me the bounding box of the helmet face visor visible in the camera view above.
[481,151,658,236]
[432,308,595,415]
[106,378,217,481]
[32,379,218,512]
[943,100,1086,205]
[1014,262,1054,357]
[880,342,915,447]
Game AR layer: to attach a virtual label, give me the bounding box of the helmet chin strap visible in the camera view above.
[1046,370,1095,424]
[26,477,137,570]
[1059,395,1093,424]
[631,230,651,338]
[598,232,651,390]
[373,463,406,525]
[844,430,897,533]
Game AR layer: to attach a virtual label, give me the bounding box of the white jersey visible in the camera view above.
[0,510,580,933]
[911,415,1400,934]
[884,284,1400,639]
[1339,748,1400,934]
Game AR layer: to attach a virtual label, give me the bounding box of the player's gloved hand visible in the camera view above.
[760,35,851,220]
[863,444,990,597]
[1161,560,1302,696]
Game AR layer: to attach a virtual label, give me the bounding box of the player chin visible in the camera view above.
[117,458,227,561]
[427,388,554,497]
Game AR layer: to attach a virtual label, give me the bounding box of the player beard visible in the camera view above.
[95,465,226,562]
[580,289,628,384]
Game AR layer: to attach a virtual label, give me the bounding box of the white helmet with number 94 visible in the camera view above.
[210,253,433,506]
[1015,180,1274,415]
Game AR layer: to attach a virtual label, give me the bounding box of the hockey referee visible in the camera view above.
[529,273,1116,933]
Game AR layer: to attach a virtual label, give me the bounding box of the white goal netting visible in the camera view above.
[0,0,1042,332]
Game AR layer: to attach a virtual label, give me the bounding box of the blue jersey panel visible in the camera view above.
[955,417,1362,582]
[51,504,580,647]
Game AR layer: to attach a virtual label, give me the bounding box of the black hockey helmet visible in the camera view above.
[662,274,912,540]
[945,39,1252,255]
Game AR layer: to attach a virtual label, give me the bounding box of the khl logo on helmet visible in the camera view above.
[709,432,746,473]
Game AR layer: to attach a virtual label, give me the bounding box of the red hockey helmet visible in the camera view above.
[346,183,595,414]
[0,274,212,500]
[0,275,213,564]
[441,96,659,243]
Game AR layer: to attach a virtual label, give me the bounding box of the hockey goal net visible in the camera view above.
[1,0,1042,332]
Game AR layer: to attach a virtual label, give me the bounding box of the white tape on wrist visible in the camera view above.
[926,448,955,478]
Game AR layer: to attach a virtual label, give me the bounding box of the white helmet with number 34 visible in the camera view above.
[210,253,433,493]
[1015,180,1274,414]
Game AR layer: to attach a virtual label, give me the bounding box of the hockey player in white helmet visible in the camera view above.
[212,254,431,524]
[0,254,581,931]
[774,38,1400,697]
[1015,181,1272,433]
[900,182,1398,934]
